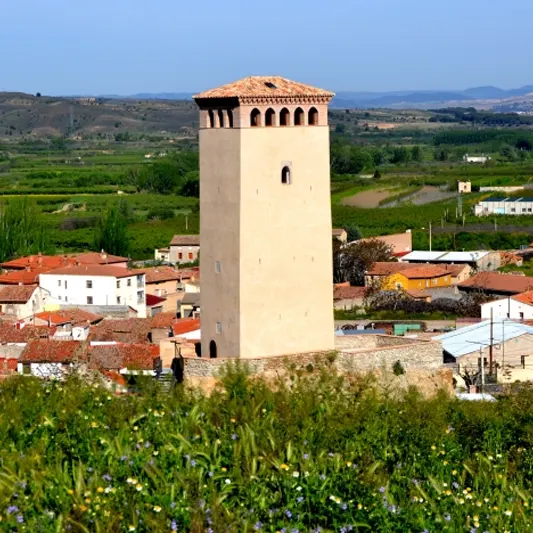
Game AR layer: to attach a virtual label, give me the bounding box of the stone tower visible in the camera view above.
[194,76,335,359]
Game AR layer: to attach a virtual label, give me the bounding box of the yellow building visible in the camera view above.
[365,263,452,291]
[194,76,335,359]
[386,266,452,291]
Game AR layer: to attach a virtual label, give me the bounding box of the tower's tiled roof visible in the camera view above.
[194,76,334,100]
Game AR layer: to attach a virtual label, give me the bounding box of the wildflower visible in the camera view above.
[292,471,299,478]
[16,515,23,524]
[224,478,231,484]
[135,484,143,491]
[303,453,309,460]
[104,487,112,494]
[208,471,214,477]
[128,527,135,532]
[97,487,104,493]
[171,520,178,532]
[285,509,292,518]
[505,510,512,516]
[357,503,363,510]
[379,486,386,493]
[296,497,304,503]
[190,460,197,467]
[221,467,227,472]
[153,506,162,513]
[7,506,19,514]
[103,474,112,482]
[254,522,263,531]
[444,513,451,521]
[231,434,238,440]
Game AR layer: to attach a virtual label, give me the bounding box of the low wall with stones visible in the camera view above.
[183,340,443,378]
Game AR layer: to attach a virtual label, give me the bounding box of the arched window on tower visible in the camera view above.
[280,108,290,126]
[265,108,275,127]
[218,109,225,128]
[250,108,261,127]
[294,107,304,126]
[227,109,234,128]
[281,166,291,185]
[308,107,319,126]
[208,110,215,128]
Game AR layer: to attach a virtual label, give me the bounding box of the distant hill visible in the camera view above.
[0,93,199,139]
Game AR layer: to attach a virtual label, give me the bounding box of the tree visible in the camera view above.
[333,238,394,286]
[411,145,423,162]
[390,147,411,164]
[36,92,41,97]
[345,226,362,243]
[94,205,130,257]
[334,123,346,134]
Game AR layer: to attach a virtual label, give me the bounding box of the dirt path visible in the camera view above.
[340,188,394,208]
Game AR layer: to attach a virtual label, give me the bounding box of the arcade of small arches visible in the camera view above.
[205,106,320,129]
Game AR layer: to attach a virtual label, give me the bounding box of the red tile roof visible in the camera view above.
[151,312,177,329]
[73,252,129,265]
[512,291,533,305]
[90,319,152,344]
[404,289,431,299]
[172,318,200,336]
[459,272,533,295]
[399,265,449,279]
[42,265,141,279]
[0,255,76,271]
[0,358,18,375]
[194,76,334,100]
[442,264,470,277]
[0,324,54,343]
[333,286,367,300]
[366,262,411,276]
[34,309,103,326]
[140,267,182,284]
[0,269,47,285]
[169,235,200,247]
[19,340,84,363]
[0,285,37,303]
[358,232,412,256]
[89,343,159,371]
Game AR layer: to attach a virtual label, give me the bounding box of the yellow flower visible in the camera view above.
[91,422,98,428]
[230,418,236,423]
[431,445,437,451]
[280,464,289,470]
[452,469,457,475]
[221,467,227,472]
[85,498,91,504]
[80,505,88,512]
[97,487,104,493]
[153,506,162,513]
[459,498,465,504]
[357,503,363,510]
[493,505,499,511]
[346,462,352,467]
[135,484,143,491]
[67,489,74,495]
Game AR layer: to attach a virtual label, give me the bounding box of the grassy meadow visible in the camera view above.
[1,367,533,532]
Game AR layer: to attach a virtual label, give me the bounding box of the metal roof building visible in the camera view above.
[474,197,533,216]
[433,319,533,359]
[400,250,499,271]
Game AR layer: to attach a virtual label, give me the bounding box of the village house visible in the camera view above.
[159,317,201,367]
[365,263,451,291]
[0,285,48,320]
[434,320,533,384]
[458,272,533,298]
[400,250,500,271]
[441,264,472,285]
[357,230,413,257]
[88,343,161,376]
[457,181,471,194]
[481,291,533,321]
[167,235,200,265]
[146,294,167,317]
[39,265,147,318]
[18,340,86,379]
[333,284,367,310]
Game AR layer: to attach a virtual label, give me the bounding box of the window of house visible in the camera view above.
[281,166,291,185]
[208,110,215,128]
[215,261,221,273]
[65,296,68,302]
[280,108,290,126]
[520,312,524,320]
[308,107,319,126]
[216,322,222,334]
[58,296,62,301]
[265,108,275,127]
[178,252,183,260]
[127,279,131,287]
[58,280,61,287]
[137,275,144,287]
[395,282,402,290]
[116,280,120,288]
[117,296,121,304]
[188,252,193,260]
[86,280,93,289]
[23,363,31,375]
[433,279,438,285]
[65,280,67,289]
[218,109,225,128]
[87,296,93,305]
[137,291,144,304]
[250,108,261,127]
[294,107,304,126]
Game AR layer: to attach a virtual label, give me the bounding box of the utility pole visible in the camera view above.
[501,319,505,373]
[429,221,432,252]
[480,346,485,393]
[489,307,494,375]
[185,215,189,231]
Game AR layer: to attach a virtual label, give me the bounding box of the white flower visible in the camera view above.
[505,510,512,516]
[296,486,302,492]
[153,506,162,513]
[135,484,143,491]
[292,471,300,478]
[128,527,135,532]
[224,478,231,484]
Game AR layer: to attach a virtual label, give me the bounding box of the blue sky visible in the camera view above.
[2,0,532,95]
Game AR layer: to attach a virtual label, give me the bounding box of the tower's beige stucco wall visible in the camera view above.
[199,128,241,358]
[238,125,335,357]
[199,109,335,359]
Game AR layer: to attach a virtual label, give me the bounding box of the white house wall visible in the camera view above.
[481,298,533,320]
